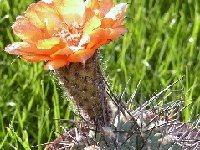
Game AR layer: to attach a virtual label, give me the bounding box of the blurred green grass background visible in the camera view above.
[0,0,200,149]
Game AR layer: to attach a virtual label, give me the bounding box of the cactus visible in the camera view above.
[45,53,200,150]
[3,0,199,149]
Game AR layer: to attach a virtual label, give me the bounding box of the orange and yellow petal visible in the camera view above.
[67,48,96,63]
[5,42,34,55]
[86,28,111,49]
[85,0,99,10]
[84,0,99,22]
[25,1,61,34]
[36,37,60,49]
[109,27,127,40]
[83,16,101,35]
[105,3,127,20]
[99,0,114,17]
[5,41,64,57]
[50,48,73,58]
[22,55,52,62]
[84,8,95,23]
[101,18,125,29]
[44,59,69,70]
[54,0,85,24]
[12,16,43,42]
[85,0,113,18]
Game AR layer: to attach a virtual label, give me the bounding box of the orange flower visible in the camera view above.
[5,0,127,70]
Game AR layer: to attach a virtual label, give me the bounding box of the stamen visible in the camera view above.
[53,23,84,51]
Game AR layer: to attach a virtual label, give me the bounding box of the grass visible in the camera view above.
[0,0,199,149]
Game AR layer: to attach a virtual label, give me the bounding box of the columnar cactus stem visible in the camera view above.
[45,53,146,150]
[55,52,113,127]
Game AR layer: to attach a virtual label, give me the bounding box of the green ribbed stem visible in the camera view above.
[55,53,113,127]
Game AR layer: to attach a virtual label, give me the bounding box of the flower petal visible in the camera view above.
[84,0,98,22]
[86,28,111,49]
[105,3,127,20]
[12,16,43,42]
[25,1,61,34]
[99,0,114,17]
[50,48,73,58]
[85,0,99,10]
[85,0,113,18]
[44,59,68,70]
[109,27,127,39]
[101,18,125,28]
[84,8,95,23]
[83,16,101,35]
[67,48,96,63]
[36,37,60,49]
[5,42,52,62]
[22,55,52,62]
[5,42,64,56]
[5,42,33,55]
[54,0,85,24]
